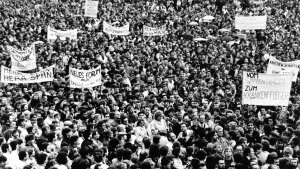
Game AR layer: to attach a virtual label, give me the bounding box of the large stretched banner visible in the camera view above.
[143,25,168,36]
[242,71,292,106]
[7,45,36,71]
[267,56,300,82]
[47,26,77,41]
[69,66,101,88]
[84,0,98,18]
[1,66,54,84]
[103,21,130,36]
[235,16,267,30]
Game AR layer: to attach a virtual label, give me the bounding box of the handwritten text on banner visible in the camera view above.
[242,71,293,106]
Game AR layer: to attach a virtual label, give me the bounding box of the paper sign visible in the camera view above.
[235,16,267,30]
[143,25,167,36]
[103,21,130,36]
[267,56,300,82]
[1,66,54,84]
[8,45,36,71]
[69,66,101,88]
[47,26,77,41]
[84,0,98,18]
[242,71,293,106]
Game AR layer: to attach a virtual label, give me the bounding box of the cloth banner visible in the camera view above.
[103,21,130,36]
[0,66,54,84]
[47,26,77,41]
[143,25,168,36]
[69,66,101,88]
[235,16,267,30]
[267,56,300,82]
[250,0,265,4]
[84,0,98,18]
[242,71,293,106]
[8,45,36,71]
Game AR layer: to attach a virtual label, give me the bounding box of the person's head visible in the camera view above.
[10,140,17,151]
[161,156,172,168]
[35,153,48,165]
[253,143,262,155]
[218,159,226,169]
[262,140,270,151]
[18,150,28,161]
[62,127,72,139]
[283,147,293,157]
[56,152,68,165]
[223,147,233,158]
[159,146,169,157]
[93,153,103,163]
[0,155,7,168]
[214,143,223,154]
[172,147,181,158]
[83,130,91,140]
[181,122,188,132]
[215,126,223,137]
[235,145,243,154]
[155,112,162,121]
[243,147,254,157]
[1,143,9,153]
[266,152,278,165]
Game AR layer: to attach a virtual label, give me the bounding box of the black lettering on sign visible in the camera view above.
[245,85,257,91]
[246,72,258,78]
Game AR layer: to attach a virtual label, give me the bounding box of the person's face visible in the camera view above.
[94,132,100,139]
[199,116,205,123]
[11,121,16,129]
[236,146,243,154]
[186,156,193,166]
[49,111,54,118]
[218,160,226,169]
[261,108,266,115]
[250,148,255,156]
[248,123,254,131]
[115,112,121,119]
[225,149,233,157]
[170,133,176,142]
[217,129,223,137]
[67,131,72,138]
[216,145,223,153]
[2,98,7,105]
[181,124,187,132]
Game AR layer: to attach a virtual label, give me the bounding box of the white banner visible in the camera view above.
[103,21,130,36]
[251,0,265,4]
[143,25,168,36]
[47,26,77,41]
[69,66,101,88]
[84,0,98,18]
[235,16,267,30]
[1,66,54,84]
[267,56,300,82]
[242,72,293,106]
[8,45,37,71]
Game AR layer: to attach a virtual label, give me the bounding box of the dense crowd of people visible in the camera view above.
[0,0,300,169]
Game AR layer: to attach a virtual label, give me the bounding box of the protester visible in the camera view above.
[1,0,300,169]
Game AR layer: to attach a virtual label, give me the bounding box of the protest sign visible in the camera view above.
[103,21,130,36]
[0,66,54,84]
[250,0,265,4]
[84,0,98,18]
[267,56,300,82]
[235,16,267,30]
[47,26,77,41]
[143,25,168,36]
[8,45,36,71]
[242,72,293,106]
[69,66,101,88]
